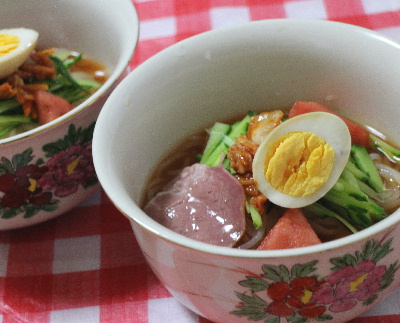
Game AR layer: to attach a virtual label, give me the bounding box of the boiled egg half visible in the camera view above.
[253,112,351,208]
[0,28,39,79]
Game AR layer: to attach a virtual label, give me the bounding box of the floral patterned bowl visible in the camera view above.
[93,20,400,322]
[0,0,139,230]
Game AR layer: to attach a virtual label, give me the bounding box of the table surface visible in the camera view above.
[1,0,400,322]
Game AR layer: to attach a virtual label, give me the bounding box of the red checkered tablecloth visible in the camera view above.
[1,0,400,322]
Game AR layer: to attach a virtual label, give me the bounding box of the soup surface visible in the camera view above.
[142,101,400,250]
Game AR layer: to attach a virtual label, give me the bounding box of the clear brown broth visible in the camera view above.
[69,57,108,83]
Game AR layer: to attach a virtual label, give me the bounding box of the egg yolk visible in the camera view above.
[264,131,334,197]
[0,33,19,57]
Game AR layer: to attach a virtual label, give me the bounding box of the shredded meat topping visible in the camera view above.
[250,194,269,215]
[235,173,268,215]
[0,49,56,118]
[231,135,269,215]
[228,135,258,174]
[0,82,17,99]
[235,173,259,196]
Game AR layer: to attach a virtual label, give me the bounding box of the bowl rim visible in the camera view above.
[0,0,140,146]
[94,18,400,259]
[124,204,400,259]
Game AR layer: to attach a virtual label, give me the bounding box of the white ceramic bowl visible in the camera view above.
[0,0,139,230]
[93,20,400,323]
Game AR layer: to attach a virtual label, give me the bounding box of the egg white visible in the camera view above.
[253,112,351,208]
[0,28,39,79]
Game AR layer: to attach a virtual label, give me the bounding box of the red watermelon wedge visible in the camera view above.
[257,208,321,250]
[35,90,73,125]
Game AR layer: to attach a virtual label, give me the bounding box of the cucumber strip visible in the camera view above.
[340,168,360,189]
[0,125,17,138]
[222,158,234,173]
[50,51,72,61]
[370,134,400,156]
[50,56,84,90]
[0,115,33,126]
[63,53,83,69]
[227,113,254,140]
[202,134,234,167]
[200,122,230,165]
[76,78,102,89]
[304,203,358,234]
[370,134,400,164]
[351,145,384,193]
[322,181,387,229]
[0,99,20,115]
[356,179,383,203]
[322,191,372,228]
[246,198,263,229]
[331,177,368,202]
[51,51,83,68]
[344,159,369,181]
[200,112,252,168]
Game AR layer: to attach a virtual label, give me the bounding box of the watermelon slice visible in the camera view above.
[257,208,321,250]
[35,90,73,125]
[288,101,370,147]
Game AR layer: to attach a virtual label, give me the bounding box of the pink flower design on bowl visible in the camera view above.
[231,235,398,322]
[313,260,388,312]
[38,143,95,197]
